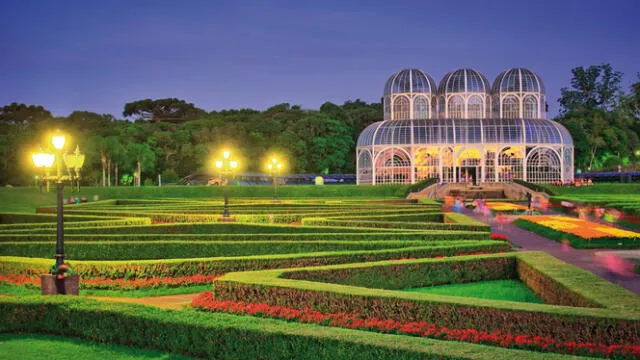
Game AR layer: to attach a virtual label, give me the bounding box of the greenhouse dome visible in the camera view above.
[356,67,574,185]
[383,69,438,121]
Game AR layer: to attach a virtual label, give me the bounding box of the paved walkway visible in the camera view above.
[462,208,640,295]
[88,293,199,309]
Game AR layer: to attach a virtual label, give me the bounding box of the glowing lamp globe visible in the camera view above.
[52,135,66,150]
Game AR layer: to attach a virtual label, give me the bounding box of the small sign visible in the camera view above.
[315,176,324,185]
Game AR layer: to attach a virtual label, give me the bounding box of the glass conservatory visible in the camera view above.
[357,68,574,185]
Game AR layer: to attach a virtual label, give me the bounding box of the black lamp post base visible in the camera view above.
[217,217,237,222]
[41,274,79,295]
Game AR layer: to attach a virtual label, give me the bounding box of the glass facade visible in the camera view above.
[358,67,573,185]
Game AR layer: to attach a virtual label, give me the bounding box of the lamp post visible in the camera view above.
[32,131,85,295]
[215,150,238,219]
[267,157,283,201]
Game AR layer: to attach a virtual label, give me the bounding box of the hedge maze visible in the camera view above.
[1,197,639,359]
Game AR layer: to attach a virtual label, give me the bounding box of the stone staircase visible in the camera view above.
[407,182,550,201]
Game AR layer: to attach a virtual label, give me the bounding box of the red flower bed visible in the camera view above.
[0,274,219,290]
[191,292,640,359]
[490,233,508,241]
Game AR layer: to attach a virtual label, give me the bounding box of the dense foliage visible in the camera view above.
[0,100,381,186]
[556,64,640,171]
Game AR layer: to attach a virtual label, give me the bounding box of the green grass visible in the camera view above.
[0,188,57,212]
[402,279,544,304]
[545,183,640,195]
[0,283,211,298]
[0,283,39,296]
[0,333,193,360]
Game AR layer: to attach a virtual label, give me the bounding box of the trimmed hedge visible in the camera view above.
[0,240,486,260]
[28,184,411,200]
[0,241,510,278]
[39,207,442,224]
[328,212,444,223]
[302,214,490,232]
[0,297,584,360]
[214,252,640,345]
[0,230,490,243]
[513,180,556,195]
[0,217,151,232]
[284,256,516,290]
[405,177,438,196]
[514,218,640,249]
[0,212,124,224]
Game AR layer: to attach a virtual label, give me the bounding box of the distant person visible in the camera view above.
[496,212,507,231]
[597,254,636,282]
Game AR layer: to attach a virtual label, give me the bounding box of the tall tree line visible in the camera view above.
[556,64,640,171]
[0,99,381,186]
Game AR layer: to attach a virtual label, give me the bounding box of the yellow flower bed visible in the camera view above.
[519,216,640,239]
[486,202,528,211]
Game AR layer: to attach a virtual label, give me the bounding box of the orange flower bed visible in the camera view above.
[486,202,528,212]
[518,216,640,239]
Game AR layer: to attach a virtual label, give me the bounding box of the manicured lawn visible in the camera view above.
[402,279,544,303]
[0,333,193,360]
[0,187,57,212]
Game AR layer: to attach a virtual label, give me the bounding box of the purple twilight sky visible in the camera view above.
[1,0,639,118]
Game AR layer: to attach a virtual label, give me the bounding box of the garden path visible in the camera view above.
[88,293,199,309]
[461,208,640,295]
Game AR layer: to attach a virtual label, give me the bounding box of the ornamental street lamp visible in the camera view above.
[267,157,283,201]
[31,131,85,295]
[63,146,86,193]
[32,151,55,193]
[215,150,238,219]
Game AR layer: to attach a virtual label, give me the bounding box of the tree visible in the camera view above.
[123,98,205,123]
[0,103,52,125]
[125,142,156,186]
[558,64,623,113]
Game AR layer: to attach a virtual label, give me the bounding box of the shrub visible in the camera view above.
[0,296,577,360]
[0,241,510,278]
[213,252,640,345]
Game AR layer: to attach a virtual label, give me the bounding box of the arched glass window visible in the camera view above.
[523,96,538,118]
[492,95,500,118]
[414,147,440,180]
[375,148,411,184]
[441,147,454,183]
[467,96,484,118]
[448,95,464,119]
[498,147,523,181]
[413,96,429,119]
[393,96,410,120]
[502,96,519,119]
[438,96,445,117]
[357,151,373,184]
[526,147,560,183]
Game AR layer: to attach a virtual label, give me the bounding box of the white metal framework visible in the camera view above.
[357,67,574,185]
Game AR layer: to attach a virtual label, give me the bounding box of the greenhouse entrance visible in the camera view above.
[457,166,479,185]
[457,148,482,184]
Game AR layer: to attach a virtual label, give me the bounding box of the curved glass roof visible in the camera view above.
[493,68,545,93]
[438,68,490,94]
[383,69,437,95]
[357,119,573,147]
